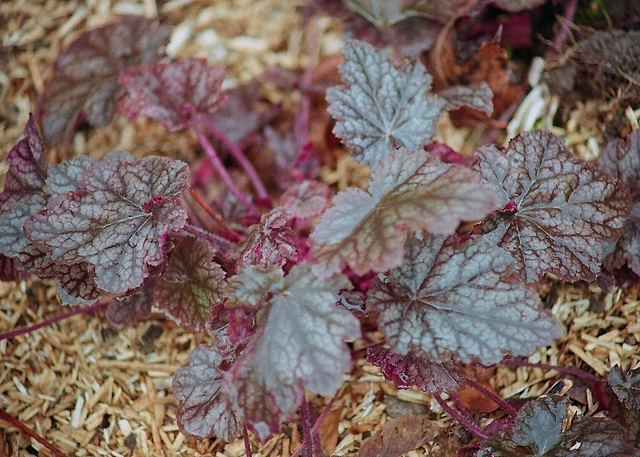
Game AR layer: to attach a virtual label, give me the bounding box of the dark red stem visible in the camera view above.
[193,127,257,214]
[466,379,517,417]
[291,393,339,457]
[197,115,269,201]
[0,301,108,341]
[300,399,313,457]
[501,358,601,384]
[0,408,67,457]
[434,394,488,440]
[243,425,253,457]
[549,0,578,58]
[294,17,320,152]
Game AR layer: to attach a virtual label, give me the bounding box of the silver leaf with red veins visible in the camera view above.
[224,264,359,441]
[229,208,299,270]
[474,130,632,283]
[327,40,444,167]
[24,155,189,295]
[154,237,226,332]
[368,234,563,365]
[173,342,242,442]
[310,148,499,277]
[119,58,227,131]
[38,16,170,145]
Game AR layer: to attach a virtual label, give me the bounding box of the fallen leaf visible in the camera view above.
[357,415,438,457]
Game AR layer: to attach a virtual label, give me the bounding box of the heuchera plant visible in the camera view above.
[2,14,640,456]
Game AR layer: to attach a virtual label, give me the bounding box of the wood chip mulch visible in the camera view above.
[2,1,640,456]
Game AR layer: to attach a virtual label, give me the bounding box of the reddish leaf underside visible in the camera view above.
[24,155,189,294]
[310,148,499,277]
[154,237,225,332]
[105,286,154,330]
[368,234,563,366]
[224,264,360,441]
[280,180,332,219]
[38,16,171,145]
[326,40,444,167]
[119,58,227,131]
[173,342,243,442]
[474,130,632,283]
[366,346,463,393]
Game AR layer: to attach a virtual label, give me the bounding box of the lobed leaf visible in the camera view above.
[0,195,46,258]
[474,130,632,283]
[0,114,47,211]
[599,130,640,275]
[608,366,640,443]
[368,234,562,365]
[25,155,189,294]
[310,148,499,277]
[154,238,225,332]
[173,342,243,442]
[46,155,96,197]
[38,16,170,145]
[225,264,360,441]
[478,396,639,456]
[119,58,227,131]
[327,40,444,167]
[228,208,299,270]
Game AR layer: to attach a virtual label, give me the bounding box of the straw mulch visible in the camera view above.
[2,1,640,456]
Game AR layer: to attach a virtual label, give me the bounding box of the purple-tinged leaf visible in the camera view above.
[38,17,171,145]
[474,130,632,283]
[105,285,154,330]
[154,238,225,333]
[344,0,477,26]
[478,396,639,456]
[265,127,320,189]
[310,148,499,277]
[225,266,284,311]
[229,208,298,270]
[25,155,189,294]
[599,131,640,275]
[367,346,463,393]
[46,155,96,197]
[608,366,640,443]
[327,40,444,167]
[0,195,46,258]
[119,58,227,131]
[280,180,332,219]
[225,264,359,441]
[437,82,494,115]
[207,80,264,144]
[368,234,562,365]
[478,396,567,456]
[0,114,47,212]
[20,244,101,305]
[173,343,243,442]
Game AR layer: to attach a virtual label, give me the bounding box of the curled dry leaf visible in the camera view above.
[357,414,438,457]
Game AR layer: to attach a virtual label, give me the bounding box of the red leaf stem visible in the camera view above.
[193,127,257,214]
[0,301,108,341]
[466,379,517,417]
[434,394,488,440]
[500,358,601,384]
[0,408,67,457]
